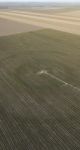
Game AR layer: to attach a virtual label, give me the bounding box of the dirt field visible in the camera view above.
[0,9,80,35]
[59,10,80,17]
[0,18,43,36]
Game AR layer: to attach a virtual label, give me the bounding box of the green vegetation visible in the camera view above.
[0,29,80,150]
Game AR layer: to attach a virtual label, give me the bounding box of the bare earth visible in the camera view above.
[0,18,43,36]
[0,9,80,35]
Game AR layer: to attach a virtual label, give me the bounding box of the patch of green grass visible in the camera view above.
[0,29,80,150]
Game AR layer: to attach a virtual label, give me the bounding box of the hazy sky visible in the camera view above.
[0,0,80,2]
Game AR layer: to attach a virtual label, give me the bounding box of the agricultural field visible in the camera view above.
[0,28,80,150]
[0,8,80,35]
[0,18,42,36]
[0,6,80,150]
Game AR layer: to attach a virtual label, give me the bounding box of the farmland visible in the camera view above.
[0,18,43,36]
[0,28,80,149]
[0,8,80,35]
[0,4,80,150]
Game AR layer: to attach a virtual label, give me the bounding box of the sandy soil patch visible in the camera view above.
[0,18,42,36]
[11,10,80,22]
[59,10,80,17]
[0,10,80,35]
